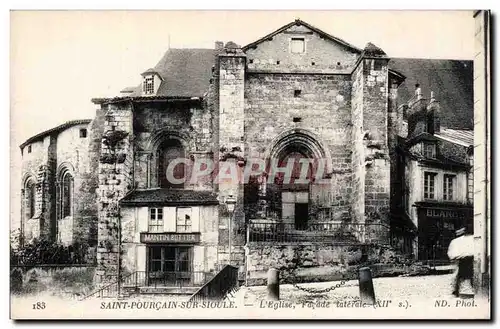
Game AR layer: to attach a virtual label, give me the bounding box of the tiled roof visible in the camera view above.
[435,128,474,147]
[20,119,92,149]
[141,68,161,77]
[363,42,387,57]
[122,48,216,98]
[389,58,473,130]
[120,188,219,206]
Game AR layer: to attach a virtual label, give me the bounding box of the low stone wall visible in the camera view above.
[10,266,96,298]
[245,242,422,286]
[246,243,364,285]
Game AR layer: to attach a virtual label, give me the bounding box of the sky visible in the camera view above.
[9,10,476,229]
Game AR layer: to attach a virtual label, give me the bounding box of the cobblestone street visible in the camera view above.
[238,273,479,304]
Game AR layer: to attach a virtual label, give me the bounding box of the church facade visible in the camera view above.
[18,19,474,287]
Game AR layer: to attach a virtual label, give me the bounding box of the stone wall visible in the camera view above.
[20,121,97,248]
[244,21,359,74]
[96,102,134,285]
[132,101,213,190]
[361,58,390,227]
[217,50,246,274]
[56,124,95,245]
[246,243,363,285]
[244,73,353,220]
[350,60,365,223]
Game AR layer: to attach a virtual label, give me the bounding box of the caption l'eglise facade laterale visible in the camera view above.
[18,19,474,291]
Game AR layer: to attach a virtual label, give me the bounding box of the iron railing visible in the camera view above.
[122,271,210,289]
[82,273,132,300]
[82,271,211,300]
[189,265,239,302]
[390,227,415,256]
[247,221,390,244]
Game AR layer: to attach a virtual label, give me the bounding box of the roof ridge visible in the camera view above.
[20,119,92,149]
[242,18,362,53]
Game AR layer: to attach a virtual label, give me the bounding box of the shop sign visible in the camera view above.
[426,209,465,219]
[140,232,200,243]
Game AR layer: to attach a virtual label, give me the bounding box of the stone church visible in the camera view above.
[19,19,473,287]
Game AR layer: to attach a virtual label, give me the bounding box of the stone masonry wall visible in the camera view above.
[244,73,353,220]
[132,101,213,190]
[362,58,391,235]
[96,102,134,285]
[246,243,363,285]
[21,139,46,242]
[350,60,365,223]
[245,21,359,74]
[217,52,246,273]
[56,124,95,245]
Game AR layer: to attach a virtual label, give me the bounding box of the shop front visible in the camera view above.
[140,232,206,287]
[119,190,220,291]
[415,202,473,261]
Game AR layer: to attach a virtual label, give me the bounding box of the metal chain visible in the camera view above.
[280,265,353,294]
[286,256,377,294]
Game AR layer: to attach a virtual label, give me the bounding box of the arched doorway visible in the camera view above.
[263,129,332,230]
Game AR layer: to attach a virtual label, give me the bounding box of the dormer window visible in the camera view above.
[143,75,155,95]
[423,142,436,159]
[141,68,162,96]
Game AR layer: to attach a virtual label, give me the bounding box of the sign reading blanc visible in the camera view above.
[426,209,466,219]
[140,232,201,243]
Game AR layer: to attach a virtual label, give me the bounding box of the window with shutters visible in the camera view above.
[176,207,192,232]
[149,208,164,232]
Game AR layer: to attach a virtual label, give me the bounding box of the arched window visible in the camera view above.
[60,171,74,218]
[24,178,36,220]
[157,139,185,188]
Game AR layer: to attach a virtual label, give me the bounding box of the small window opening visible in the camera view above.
[80,128,88,138]
[311,62,315,66]
[293,117,302,123]
[337,62,341,66]
[249,59,254,64]
[290,38,305,53]
[294,90,302,98]
[276,60,280,65]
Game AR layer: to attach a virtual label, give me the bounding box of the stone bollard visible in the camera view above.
[267,268,279,300]
[358,267,376,304]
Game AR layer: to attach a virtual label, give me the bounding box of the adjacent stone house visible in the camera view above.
[19,19,474,287]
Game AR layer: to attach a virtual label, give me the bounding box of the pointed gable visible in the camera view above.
[243,19,361,73]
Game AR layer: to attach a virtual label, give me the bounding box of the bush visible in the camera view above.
[11,239,95,266]
[10,268,23,294]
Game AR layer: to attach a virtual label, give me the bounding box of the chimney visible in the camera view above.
[406,83,428,138]
[427,90,441,134]
[415,83,422,100]
[215,41,224,50]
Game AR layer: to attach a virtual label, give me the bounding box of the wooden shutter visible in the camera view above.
[138,207,149,233]
[163,207,177,232]
[136,245,147,272]
[192,246,205,272]
[191,207,201,233]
